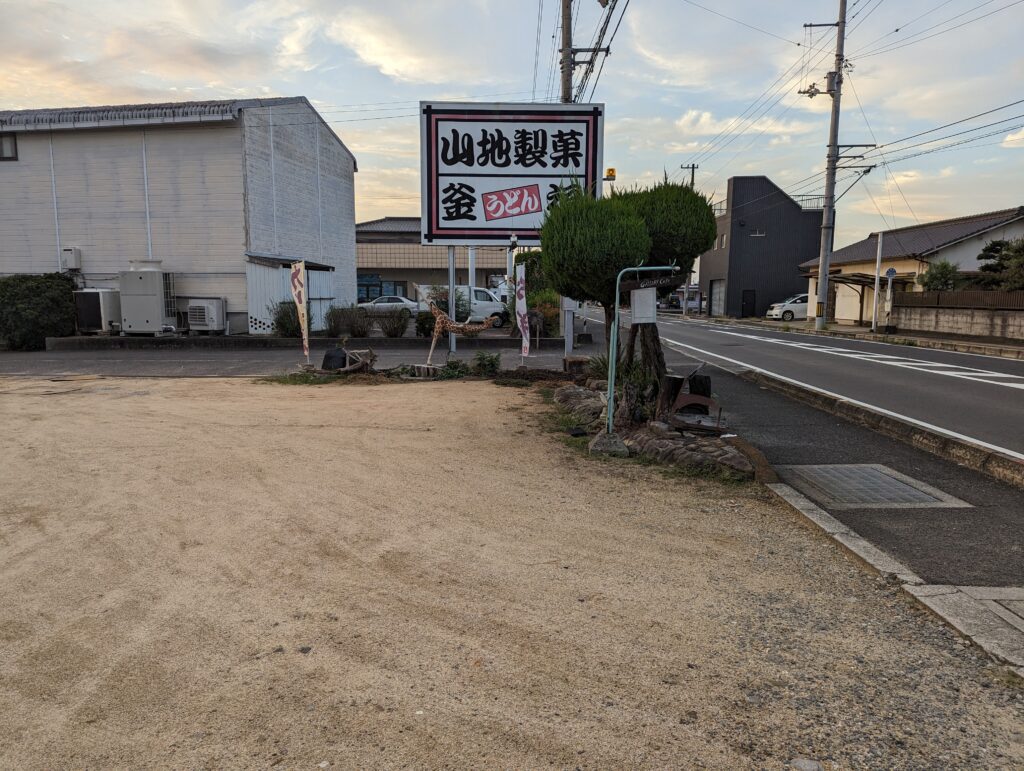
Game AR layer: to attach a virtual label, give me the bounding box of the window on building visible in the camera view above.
[750,229,766,237]
[0,134,16,161]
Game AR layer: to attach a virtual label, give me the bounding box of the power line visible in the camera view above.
[586,0,632,100]
[849,0,958,53]
[863,98,1024,151]
[531,0,545,101]
[677,0,802,46]
[853,0,1023,58]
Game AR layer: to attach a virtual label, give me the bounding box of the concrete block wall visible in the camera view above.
[893,307,1024,341]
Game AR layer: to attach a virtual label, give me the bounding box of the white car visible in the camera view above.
[357,296,419,315]
[766,294,809,321]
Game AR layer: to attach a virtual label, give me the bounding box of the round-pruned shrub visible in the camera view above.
[0,273,77,351]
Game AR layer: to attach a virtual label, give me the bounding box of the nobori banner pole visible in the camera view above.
[447,245,457,354]
[605,264,680,435]
[871,231,884,333]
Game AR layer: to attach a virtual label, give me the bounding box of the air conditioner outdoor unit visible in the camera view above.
[187,298,227,332]
[73,288,121,334]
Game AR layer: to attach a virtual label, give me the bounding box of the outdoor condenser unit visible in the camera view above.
[119,262,176,334]
[73,289,121,334]
[186,298,227,333]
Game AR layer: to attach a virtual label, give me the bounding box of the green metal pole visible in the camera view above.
[605,265,680,434]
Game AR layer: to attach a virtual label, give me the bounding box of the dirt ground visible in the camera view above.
[0,376,1021,769]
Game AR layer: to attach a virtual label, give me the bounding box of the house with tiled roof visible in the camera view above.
[801,207,1024,325]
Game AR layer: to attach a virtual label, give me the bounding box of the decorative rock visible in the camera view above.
[790,760,824,771]
[563,355,589,375]
[589,431,630,458]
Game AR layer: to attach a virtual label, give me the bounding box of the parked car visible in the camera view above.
[765,293,809,321]
[463,286,509,327]
[357,296,419,315]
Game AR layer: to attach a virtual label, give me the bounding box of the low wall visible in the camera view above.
[892,306,1024,341]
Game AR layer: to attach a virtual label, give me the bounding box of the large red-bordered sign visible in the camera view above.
[420,102,604,246]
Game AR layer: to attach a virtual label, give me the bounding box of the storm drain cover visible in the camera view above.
[774,464,971,510]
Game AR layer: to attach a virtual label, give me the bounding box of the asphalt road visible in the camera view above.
[583,310,1024,586]
[601,312,1024,459]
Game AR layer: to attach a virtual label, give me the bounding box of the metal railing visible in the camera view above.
[793,195,825,210]
[894,290,1024,311]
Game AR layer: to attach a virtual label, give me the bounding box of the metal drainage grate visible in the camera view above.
[774,464,971,510]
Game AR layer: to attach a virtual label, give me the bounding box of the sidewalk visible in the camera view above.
[677,314,1024,360]
[679,355,1024,676]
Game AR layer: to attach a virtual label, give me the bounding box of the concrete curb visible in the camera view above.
[689,316,1024,360]
[767,483,1024,674]
[742,370,1024,491]
[44,335,566,352]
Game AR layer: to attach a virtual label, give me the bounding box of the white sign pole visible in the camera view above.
[468,246,476,291]
[871,231,883,332]
[447,245,457,355]
[516,263,529,363]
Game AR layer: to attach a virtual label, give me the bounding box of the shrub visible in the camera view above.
[471,351,501,376]
[377,308,410,338]
[349,307,373,338]
[436,359,470,380]
[415,310,436,337]
[0,273,77,351]
[324,305,351,337]
[270,301,302,337]
[428,286,470,321]
[534,302,561,336]
[918,259,960,291]
[527,287,560,308]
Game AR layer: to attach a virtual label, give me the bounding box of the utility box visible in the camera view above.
[61,247,82,271]
[74,289,121,334]
[119,264,176,334]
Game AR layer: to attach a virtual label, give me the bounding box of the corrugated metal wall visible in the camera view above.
[246,260,334,334]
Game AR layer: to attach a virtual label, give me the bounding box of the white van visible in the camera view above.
[415,285,509,327]
[765,293,809,321]
[460,286,509,327]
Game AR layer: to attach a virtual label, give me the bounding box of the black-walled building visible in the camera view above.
[698,177,823,317]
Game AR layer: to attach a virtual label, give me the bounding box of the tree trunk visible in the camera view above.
[603,304,616,355]
[637,323,667,386]
[625,324,639,366]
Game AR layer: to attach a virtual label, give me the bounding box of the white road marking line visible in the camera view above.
[708,328,1024,390]
[657,336,1024,463]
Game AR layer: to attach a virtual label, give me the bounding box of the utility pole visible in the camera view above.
[680,163,698,188]
[560,0,573,104]
[802,0,847,331]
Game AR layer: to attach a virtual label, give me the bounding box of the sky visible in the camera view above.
[4,0,1023,247]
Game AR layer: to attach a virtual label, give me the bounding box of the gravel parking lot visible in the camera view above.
[1,376,1021,768]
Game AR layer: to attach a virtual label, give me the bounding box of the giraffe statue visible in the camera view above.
[426,301,496,366]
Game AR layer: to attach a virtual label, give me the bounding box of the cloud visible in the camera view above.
[1002,127,1024,148]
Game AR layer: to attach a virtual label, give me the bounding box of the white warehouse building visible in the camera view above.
[0,97,357,333]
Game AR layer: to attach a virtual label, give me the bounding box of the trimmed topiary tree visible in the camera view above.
[615,181,717,386]
[539,191,651,350]
[0,273,77,351]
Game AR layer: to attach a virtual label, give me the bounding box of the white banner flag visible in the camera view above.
[515,263,529,358]
[289,261,310,360]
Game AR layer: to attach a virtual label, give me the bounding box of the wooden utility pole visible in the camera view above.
[680,163,698,188]
[804,0,847,331]
[560,0,573,103]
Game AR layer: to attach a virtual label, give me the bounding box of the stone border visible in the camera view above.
[767,482,1024,675]
[742,370,1024,490]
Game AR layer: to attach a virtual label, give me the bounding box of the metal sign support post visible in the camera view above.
[605,265,680,435]
[447,245,457,354]
[871,231,884,333]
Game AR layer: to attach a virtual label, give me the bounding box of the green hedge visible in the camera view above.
[0,273,77,351]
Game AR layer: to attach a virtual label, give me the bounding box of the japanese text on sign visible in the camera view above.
[421,102,604,246]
